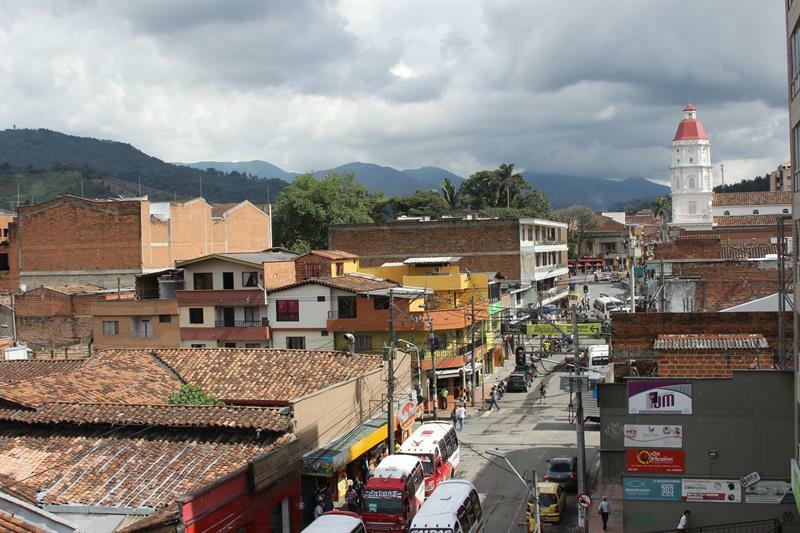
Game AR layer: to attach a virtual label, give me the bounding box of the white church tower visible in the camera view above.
[670,103,713,230]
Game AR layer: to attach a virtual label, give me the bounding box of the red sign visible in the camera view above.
[626,448,685,473]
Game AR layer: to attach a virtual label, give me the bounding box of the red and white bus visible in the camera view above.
[399,422,460,496]
[362,454,426,532]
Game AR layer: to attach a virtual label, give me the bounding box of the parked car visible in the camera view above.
[506,372,529,393]
[528,482,566,524]
[543,457,578,491]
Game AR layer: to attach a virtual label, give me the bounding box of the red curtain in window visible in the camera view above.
[276,300,299,321]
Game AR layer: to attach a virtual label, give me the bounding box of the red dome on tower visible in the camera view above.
[673,104,708,141]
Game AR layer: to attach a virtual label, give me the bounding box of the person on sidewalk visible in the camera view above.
[455,404,467,430]
[677,510,690,530]
[538,381,547,404]
[597,496,610,530]
[489,386,502,411]
[450,406,457,426]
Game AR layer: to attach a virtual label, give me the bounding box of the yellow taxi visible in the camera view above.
[527,482,566,526]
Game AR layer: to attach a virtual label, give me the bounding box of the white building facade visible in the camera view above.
[670,104,714,230]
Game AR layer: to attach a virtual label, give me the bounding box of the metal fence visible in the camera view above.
[647,519,781,533]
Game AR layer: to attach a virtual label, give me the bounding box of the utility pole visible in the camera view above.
[387,289,396,454]
[628,235,636,314]
[470,297,476,408]
[426,294,438,420]
[778,215,790,367]
[572,306,588,532]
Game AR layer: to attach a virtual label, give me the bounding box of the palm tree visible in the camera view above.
[440,178,458,210]
[651,196,672,241]
[496,163,526,208]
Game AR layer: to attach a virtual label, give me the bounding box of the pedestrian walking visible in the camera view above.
[598,496,610,530]
[489,386,501,411]
[538,381,547,404]
[450,406,457,426]
[677,510,690,530]
[345,480,358,512]
[313,496,324,519]
[455,404,467,430]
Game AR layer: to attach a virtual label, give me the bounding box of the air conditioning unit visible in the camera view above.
[431,267,442,274]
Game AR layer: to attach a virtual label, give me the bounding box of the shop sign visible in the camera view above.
[792,459,800,513]
[248,437,301,493]
[681,479,742,503]
[501,323,526,334]
[628,380,692,414]
[624,424,682,448]
[626,449,684,473]
[397,400,417,431]
[739,471,761,488]
[745,480,793,504]
[526,323,601,336]
[623,477,682,501]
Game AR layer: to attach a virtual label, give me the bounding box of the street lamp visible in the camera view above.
[397,339,422,393]
[485,448,541,532]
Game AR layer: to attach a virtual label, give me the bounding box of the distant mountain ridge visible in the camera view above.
[0,129,669,210]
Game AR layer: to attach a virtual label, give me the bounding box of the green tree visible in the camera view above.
[512,189,552,218]
[373,189,450,221]
[558,205,600,259]
[496,163,528,208]
[168,384,223,406]
[272,172,376,250]
[650,196,672,241]
[440,178,458,210]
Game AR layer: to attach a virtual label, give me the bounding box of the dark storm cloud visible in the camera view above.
[0,0,789,181]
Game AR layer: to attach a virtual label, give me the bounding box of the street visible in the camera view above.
[454,356,601,532]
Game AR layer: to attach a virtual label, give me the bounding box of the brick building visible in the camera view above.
[648,236,788,312]
[15,284,134,356]
[770,162,792,191]
[3,195,271,291]
[293,250,359,280]
[652,334,774,377]
[329,216,568,306]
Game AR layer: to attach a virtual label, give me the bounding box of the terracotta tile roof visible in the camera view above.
[419,356,465,371]
[654,334,768,350]
[39,283,108,294]
[0,353,182,407]
[720,242,777,259]
[0,510,46,533]
[0,403,291,432]
[0,360,86,385]
[306,250,359,260]
[117,506,180,532]
[712,191,792,207]
[587,216,626,234]
[715,214,788,227]
[269,273,397,294]
[95,348,384,403]
[0,425,293,509]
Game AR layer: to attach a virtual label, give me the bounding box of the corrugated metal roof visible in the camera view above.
[403,256,462,265]
[654,334,768,350]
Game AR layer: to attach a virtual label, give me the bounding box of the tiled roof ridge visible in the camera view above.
[654,333,769,350]
[146,351,188,386]
[0,402,292,432]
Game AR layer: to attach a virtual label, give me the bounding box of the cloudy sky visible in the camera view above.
[0,0,789,183]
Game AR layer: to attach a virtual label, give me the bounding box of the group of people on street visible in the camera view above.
[594,497,690,531]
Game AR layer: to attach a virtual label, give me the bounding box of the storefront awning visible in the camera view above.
[301,413,388,477]
[435,361,482,378]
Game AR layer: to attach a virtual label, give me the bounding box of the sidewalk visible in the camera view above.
[587,480,623,532]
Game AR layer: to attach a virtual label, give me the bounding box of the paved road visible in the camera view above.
[455,354,600,532]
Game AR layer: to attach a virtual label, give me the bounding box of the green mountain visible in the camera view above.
[313,162,428,196]
[183,160,298,182]
[0,129,288,205]
[523,171,670,210]
[401,167,463,189]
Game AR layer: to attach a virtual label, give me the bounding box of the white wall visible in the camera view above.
[267,284,331,329]
[183,259,263,290]
[271,329,333,351]
[713,205,791,216]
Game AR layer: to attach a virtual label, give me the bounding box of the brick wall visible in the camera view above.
[17,315,93,349]
[18,196,143,272]
[612,312,792,355]
[676,226,780,243]
[657,350,775,377]
[263,261,297,288]
[329,219,522,278]
[293,254,332,281]
[670,260,786,311]
[654,236,721,260]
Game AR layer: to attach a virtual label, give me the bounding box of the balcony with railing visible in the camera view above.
[214,320,265,328]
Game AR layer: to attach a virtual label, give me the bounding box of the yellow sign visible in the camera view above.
[568,292,580,301]
[526,323,601,336]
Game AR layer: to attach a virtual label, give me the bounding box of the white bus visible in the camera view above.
[399,422,460,496]
[302,511,366,533]
[593,295,625,320]
[409,480,484,533]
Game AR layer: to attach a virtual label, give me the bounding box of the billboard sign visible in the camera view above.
[628,380,692,414]
[626,449,685,473]
[745,480,793,504]
[681,479,742,503]
[526,323,601,336]
[623,477,682,501]
[624,424,682,448]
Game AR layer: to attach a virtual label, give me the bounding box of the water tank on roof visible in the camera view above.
[158,278,184,299]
